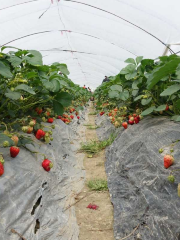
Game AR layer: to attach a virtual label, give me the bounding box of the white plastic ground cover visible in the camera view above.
[1,0,180,89]
[96,114,180,240]
[0,109,86,240]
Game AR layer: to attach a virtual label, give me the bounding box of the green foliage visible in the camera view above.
[141,106,156,116]
[88,179,108,191]
[87,125,100,129]
[0,47,91,123]
[81,134,116,154]
[94,54,180,120]
[0,134,14,147]
[160,84,180,96]
[147,57,180,89]
[0,46,92,147]
[88,112,97,115]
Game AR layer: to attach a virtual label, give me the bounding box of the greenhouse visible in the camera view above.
[0,1,180,240]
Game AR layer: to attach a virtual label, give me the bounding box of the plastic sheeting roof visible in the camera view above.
[1,0,180,89]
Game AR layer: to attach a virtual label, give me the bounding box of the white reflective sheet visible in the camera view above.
[0,0,180,89]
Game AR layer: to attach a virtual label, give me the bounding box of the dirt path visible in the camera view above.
[75,103,114,240]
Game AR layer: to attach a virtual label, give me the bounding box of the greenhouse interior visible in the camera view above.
[1,0,180,240]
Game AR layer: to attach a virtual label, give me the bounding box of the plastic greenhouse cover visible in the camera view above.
[1,0,180,89]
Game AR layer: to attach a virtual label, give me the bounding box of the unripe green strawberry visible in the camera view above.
[50,137,53,141]
[42,117,46,122]
[3,141,10,147]
[136,108,141,114]
[45,132,49,137]
[4,130,10,135]
[169,105,173,111]
[29,120,36,127]
[22,126,28,133]
[51,125,55,129]
[168,175,175,183]
[159,148,164,153]
[45,136,50,143]
[49,131,52,135]
[0,155,4,165]
[46,108,51,112]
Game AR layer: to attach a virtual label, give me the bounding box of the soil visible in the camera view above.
[75,103,114,240]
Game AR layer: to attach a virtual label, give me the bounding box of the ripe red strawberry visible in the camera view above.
[134,117,139,124]
[164,155,174,168]
[57,115,62,119]
[136,115,140,121]
[133,113,137,117]
[77,116,80,119]
[36,108,43,115]
[122,122,128,129]
[0,162,4,176]
[35,129,45,139]
[111,117,115,122]
[47,118,54,123]
[70,115,74,119]
[165,105,169,111]
[42,159,53,172]
[10,146,20,158]
[128,120,134,125]
[87,203,99,210]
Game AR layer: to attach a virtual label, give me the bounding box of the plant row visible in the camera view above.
[0,46,91,176]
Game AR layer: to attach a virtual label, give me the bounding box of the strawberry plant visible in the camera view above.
[94,54,180,128]
[0,46,91,176]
